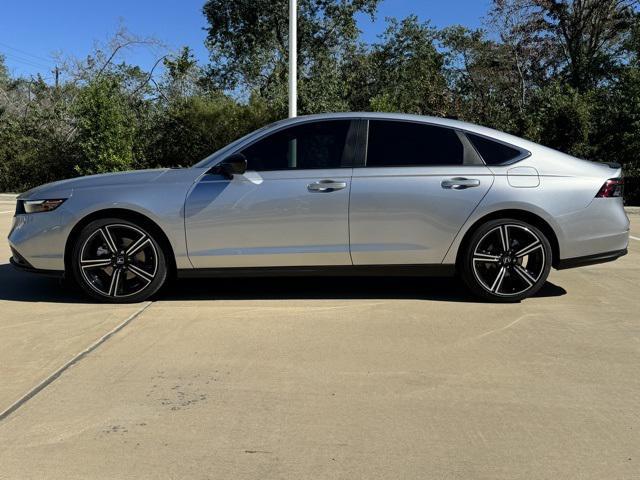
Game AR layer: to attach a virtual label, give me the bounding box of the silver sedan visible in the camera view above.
[8,113,630,303]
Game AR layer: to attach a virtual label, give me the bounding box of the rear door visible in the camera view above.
[349,119,494,265]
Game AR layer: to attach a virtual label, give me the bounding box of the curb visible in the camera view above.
[626,207,640,215]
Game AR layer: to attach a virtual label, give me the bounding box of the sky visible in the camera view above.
[0,0,491,81]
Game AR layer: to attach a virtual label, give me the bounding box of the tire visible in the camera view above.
[71,218,168,303]
[460,218,552,303]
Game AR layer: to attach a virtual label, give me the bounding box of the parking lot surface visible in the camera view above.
[1,197,639,479]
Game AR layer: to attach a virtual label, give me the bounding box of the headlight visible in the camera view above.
[20,199,67,214]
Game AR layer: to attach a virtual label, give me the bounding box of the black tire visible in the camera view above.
[71,218,168,303]
[460,218,552,303]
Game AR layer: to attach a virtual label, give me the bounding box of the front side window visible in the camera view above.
[366,120,464,167]
[240,120,351,171]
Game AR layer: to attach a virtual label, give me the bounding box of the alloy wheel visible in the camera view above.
[79,224,158,298]
[471,224,546,298]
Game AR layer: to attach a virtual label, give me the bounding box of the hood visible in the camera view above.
[19,169,171,200]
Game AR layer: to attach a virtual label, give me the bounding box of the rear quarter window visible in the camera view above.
[467,133,524,166]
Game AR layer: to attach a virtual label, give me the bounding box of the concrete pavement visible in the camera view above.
[0,204,639,479]
[0,201,150,413]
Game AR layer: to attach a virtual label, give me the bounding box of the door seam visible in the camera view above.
[347,168,355,265]
[441,174,496,263]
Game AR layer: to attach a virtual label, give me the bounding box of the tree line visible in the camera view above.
[1,0,639,203]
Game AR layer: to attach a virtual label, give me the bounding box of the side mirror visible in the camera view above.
[210,153,247,179]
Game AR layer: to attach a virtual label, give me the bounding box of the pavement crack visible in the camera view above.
[0,301,152,422]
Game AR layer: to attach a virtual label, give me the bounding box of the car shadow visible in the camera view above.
[0,263,90,303]
[0,262,567,304]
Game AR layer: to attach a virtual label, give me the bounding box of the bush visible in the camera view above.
[74,77,137,175]
[144,94,275,168]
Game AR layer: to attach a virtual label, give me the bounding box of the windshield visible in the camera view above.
[192,120,285,168]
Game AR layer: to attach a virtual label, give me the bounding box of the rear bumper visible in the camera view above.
[555,198,629,260]
[555,248,628,270]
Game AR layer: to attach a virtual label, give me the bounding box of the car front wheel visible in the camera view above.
[71,218,168,303]
[460,219,552,302]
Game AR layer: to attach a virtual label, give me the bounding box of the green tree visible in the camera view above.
[593,69,640,175]
[441,26,528,133]
[161,47,204,100]
[527,82,596,159]
[0,54,9,87]
[146,93,275,168]
[74,77,136,175]
[202,0,380,111]
[364,16,449,115]
[491,0,639,91]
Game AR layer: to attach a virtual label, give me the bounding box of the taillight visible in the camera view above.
[596,178,624,198]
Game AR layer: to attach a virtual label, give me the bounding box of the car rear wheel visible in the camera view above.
[71,218,167,303]
[460,219,552,302]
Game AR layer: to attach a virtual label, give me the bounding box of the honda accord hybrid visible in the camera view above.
[8,113,630,302]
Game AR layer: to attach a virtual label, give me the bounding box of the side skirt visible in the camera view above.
[177,264,456,279]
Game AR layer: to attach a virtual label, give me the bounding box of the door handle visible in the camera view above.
[441,177,481,190]
[307,180,348,193]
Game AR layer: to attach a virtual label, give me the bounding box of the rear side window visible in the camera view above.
[366,120,464,167]
[240,120,351,171]
[467,133,523,165]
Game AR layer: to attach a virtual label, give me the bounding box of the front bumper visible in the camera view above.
[7,207,74,271]
[9,254,64,277]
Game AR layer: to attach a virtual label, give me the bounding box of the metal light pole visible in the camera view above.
[289,0,297,118]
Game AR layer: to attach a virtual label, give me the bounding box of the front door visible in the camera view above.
[185,120,356,269]
[349,119,494,265]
